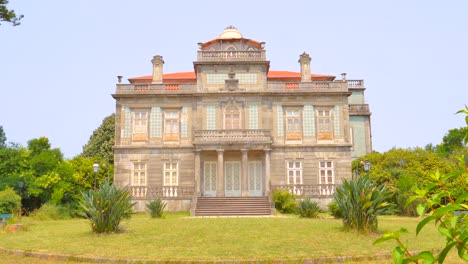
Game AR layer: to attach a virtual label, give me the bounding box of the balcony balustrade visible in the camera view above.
[130,185,194,199]
[346,80,365,89]
[268,81,348,92]
[116,83,197,94]
[197,50,266,61]
[271,184,337,197]
[193,129,272,145]
[348,104,371,115]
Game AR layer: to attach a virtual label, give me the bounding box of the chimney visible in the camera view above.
[341,73,347,81]
[298,52,311,82]
[151,55,164,84]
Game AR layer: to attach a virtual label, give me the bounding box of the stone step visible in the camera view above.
[195,196,272,216]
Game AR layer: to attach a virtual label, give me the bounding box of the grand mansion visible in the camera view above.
[112,26,372,215]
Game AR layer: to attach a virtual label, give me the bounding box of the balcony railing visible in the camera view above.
[268,81,348,92]
[197,50,266,61]
[346,80,364,89]
[130,186,194,199]
[193,129,272,145]
[116,84,197,94]
[271,184,337,197]
[349,104,371,115]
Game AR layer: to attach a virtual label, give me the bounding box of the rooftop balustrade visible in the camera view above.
[197,50,266,61]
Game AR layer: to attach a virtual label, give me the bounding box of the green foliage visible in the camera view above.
[146,198,167,218]
[334,176,397,233]
[297,198,320,218]
[395,174,420,216]
[0,188,21,214]
[436,126,468,157]
[375,106,468,263]
[81,114,115,164]
[0,0,23,26]
[272,189,297,214]
[327,199,343,219]
[79,181,135,233]
[30,203,71,220]
[0,125,6,148]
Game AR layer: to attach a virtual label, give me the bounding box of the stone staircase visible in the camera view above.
[194,196,272,216]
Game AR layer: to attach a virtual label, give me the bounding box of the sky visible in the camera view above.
[1,1,467,158]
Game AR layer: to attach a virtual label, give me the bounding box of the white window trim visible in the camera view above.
[163,162,179,186]
[131,161,147,186]
[286,160,303,185]
[319,161,334,184]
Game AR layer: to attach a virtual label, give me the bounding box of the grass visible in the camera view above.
[0,214,461,263]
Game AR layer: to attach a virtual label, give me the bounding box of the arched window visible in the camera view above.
[224,105,241,129]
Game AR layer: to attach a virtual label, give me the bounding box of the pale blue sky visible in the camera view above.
[1,1,467,158]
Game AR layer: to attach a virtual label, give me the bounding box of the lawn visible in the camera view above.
[0,214,456,263]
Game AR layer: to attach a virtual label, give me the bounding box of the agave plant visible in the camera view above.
[297,198,321,218]
[334,176,397,232]
[79,181,135,233]
[146,198,167,218]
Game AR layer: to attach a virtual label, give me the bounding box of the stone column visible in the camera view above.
[151,55,164,84]
[298,52,311,82]
[264,148,271,195]
[194,149,201,195]
[241,149,249,196]
[216,149,224,197]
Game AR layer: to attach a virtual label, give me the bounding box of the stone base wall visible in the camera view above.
[133,199,192,212]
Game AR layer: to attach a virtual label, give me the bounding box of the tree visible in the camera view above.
[436,127,468,157]
[0,126,6,148]
[0,0,23,26]
[81,114,115,164]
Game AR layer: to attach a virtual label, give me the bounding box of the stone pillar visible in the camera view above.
[216,149,224,197]
[264,148,271,195]
[151,55,164,84]
[194,149,201,195]
[241,149,249,196]
[298,52,311,82]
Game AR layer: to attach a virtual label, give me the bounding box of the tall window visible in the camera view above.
[132,111,148,141]
[164,162,178,186]
[287,161,302,185]
[319,161,334,184]
[317,109,333,140]
[224,105,241,129]
[286,109,301,140]
[164,111,179,141]
[131,162,147,186]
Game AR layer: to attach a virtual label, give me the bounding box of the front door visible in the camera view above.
[248,161,263,196]
[203,162,217,197]
[225,161,241,196]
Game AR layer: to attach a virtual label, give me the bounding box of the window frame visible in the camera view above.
[163,109,180,141]
[163,162,179,186]
[224,104,242,129]
[319,161,334,185]
[286,160,303,185]
[317,109,333,140]
[131,161,147,186]
[132,110,149,141]
[285,108,302,140]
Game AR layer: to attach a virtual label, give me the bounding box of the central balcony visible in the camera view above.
[197,50,266,62]
[193,129,272,146]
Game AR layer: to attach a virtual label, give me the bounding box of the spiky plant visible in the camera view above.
[146,198,166,218]
[79,181,135,233]
[334,176,397,233]
[297,198,321,218]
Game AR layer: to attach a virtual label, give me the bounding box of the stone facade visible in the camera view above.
[112,26,372,212]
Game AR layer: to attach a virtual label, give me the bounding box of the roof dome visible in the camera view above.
[218,25,243,39]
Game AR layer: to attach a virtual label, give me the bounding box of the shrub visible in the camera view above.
[327,199,342,219]
[30,203,70,220]
[334,176,397,233]
[0,188,21,215]
[146,198,166,218]
[272,189,297,214]
[79,181,135,233]
[297,198,320,218]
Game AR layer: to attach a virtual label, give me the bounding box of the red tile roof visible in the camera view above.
[128,71,335,84]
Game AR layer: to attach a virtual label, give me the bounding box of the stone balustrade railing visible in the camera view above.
[130,185,194,199]
[193,129,272,144]
[346,80,364,88]
[267,81,348,92]
[197,50,266,61]
[116,84,197,94]
[271,184,337,197]
[348,104,370,115]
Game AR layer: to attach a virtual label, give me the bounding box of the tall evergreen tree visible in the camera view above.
[0,0,23,26]
[0,126,6,148]
[81,114,115,164]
